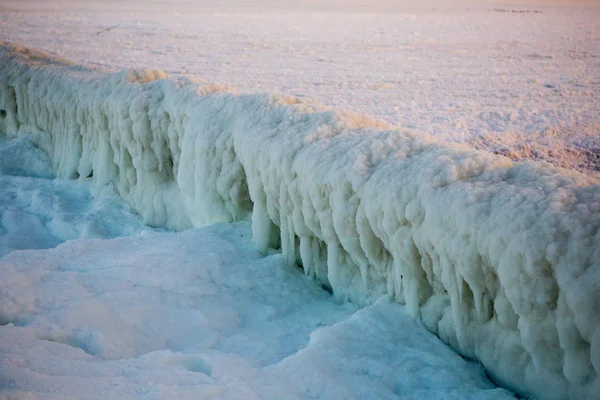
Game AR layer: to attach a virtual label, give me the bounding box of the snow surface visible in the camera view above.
[0,135,149,258]
[1,0,599,176]
[1,41,599,399]
[0,134,514,399]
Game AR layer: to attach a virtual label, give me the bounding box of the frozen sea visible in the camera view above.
[1,0,599,398]
[1,0,599,176]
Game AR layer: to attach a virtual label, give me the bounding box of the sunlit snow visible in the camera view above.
[1,0,598,175]
[0,1,599,400]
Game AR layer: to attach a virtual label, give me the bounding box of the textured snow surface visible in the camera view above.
[1,0,599,176]
[0,136,514,399]
[0,135,149,258]
[1,43,599,399]
[0,229,513,400]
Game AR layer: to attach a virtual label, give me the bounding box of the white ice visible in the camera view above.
[0,135,148,258]
[1,40,599,399]
[0,135,513,400]
[0,1,599,399]
[1,0,598,176]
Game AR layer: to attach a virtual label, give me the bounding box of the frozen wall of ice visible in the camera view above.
[1,42,599,400]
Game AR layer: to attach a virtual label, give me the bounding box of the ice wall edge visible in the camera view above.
[1,42,599,400]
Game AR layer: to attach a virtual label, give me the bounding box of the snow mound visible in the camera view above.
[1,42,599,400]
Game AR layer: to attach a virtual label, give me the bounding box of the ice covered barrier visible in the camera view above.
[0,42,599,399]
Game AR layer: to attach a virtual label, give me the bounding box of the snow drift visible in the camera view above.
[0,42,599,400]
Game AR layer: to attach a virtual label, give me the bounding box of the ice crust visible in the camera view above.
[1,42,599,399]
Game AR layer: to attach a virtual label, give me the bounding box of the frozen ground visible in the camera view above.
[1,0,599,176]
[1,1,599,399]
[0,135,515,399]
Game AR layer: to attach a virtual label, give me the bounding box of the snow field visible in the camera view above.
[2,2,599,176]
[1,42,599,399]
[0,219,512,399]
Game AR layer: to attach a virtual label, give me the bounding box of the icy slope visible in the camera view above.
[0,42,599,399]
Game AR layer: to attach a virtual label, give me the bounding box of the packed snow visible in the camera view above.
[0,135,149,258]
[0,134,514,399]
[1,1,600,399]
[1,0,599,176]
[1,39,599,399]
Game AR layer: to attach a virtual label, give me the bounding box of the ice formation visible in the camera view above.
[0,42,598,400]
